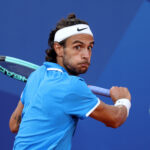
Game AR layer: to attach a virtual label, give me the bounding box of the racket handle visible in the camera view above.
[88,85,110,97]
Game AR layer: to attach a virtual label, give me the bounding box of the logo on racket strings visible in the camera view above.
[0,66,27,82]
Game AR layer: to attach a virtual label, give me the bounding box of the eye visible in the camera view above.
[88,46,93,50]
[74,45,81,50]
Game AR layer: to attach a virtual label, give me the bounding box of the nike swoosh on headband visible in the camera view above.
[77,27,87,31]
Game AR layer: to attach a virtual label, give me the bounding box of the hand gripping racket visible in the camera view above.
[0,55,110,97]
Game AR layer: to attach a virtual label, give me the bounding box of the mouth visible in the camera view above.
[79,62,90,68]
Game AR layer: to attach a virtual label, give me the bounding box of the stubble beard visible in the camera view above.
[63,59,89,76]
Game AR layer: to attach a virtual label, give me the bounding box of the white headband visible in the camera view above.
[54,24,93,42]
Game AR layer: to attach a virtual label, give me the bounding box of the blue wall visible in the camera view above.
[0,0,149,149]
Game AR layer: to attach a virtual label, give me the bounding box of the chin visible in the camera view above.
[66,66,88,75]
[78,68,88,74]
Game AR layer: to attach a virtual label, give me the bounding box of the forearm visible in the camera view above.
[9,110,22,133]
[90,86,131,128]
[102,102,127,128]
[90,101,128,128]
[9,100,23,133]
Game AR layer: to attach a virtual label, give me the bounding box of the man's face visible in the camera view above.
[62,34,94,75]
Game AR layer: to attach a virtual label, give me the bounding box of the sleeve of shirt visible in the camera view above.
[20,71,35,105]
[62,78,100,120]
[20,85,27,105]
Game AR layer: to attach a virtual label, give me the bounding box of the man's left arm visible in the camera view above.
[9,100,24,133]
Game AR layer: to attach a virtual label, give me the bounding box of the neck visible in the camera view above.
[56,57,65,69]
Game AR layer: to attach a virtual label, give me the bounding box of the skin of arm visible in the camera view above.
[9,100,24,133]
[90,87,131,128]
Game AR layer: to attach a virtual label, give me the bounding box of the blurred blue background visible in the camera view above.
[0,0,150,149]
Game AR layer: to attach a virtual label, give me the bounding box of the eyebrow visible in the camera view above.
[72,40,95,45]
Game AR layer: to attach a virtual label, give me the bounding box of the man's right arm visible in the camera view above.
[90,87,131,128]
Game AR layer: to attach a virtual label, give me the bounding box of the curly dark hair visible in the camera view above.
[45,13,88,63]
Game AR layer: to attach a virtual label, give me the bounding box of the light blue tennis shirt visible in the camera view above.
[13,62,100,150]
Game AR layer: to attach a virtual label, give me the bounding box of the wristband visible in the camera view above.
[114,98,131,117]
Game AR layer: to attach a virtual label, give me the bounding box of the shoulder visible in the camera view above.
[68,75,86,86]
[28,65,45,79]
[68,76,91,95]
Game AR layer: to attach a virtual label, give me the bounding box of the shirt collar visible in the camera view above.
[43,62,67,73]
[43,62,85,81]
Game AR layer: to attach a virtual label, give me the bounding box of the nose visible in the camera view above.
[81,48,91,59]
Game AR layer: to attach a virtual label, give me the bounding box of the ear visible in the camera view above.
[53,42,64,57]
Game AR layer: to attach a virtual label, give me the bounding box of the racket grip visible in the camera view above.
[88,85,110,97]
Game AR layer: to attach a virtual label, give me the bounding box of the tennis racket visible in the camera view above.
[0,55,110,97]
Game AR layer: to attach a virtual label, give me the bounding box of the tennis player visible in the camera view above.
[9,14,131,150]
